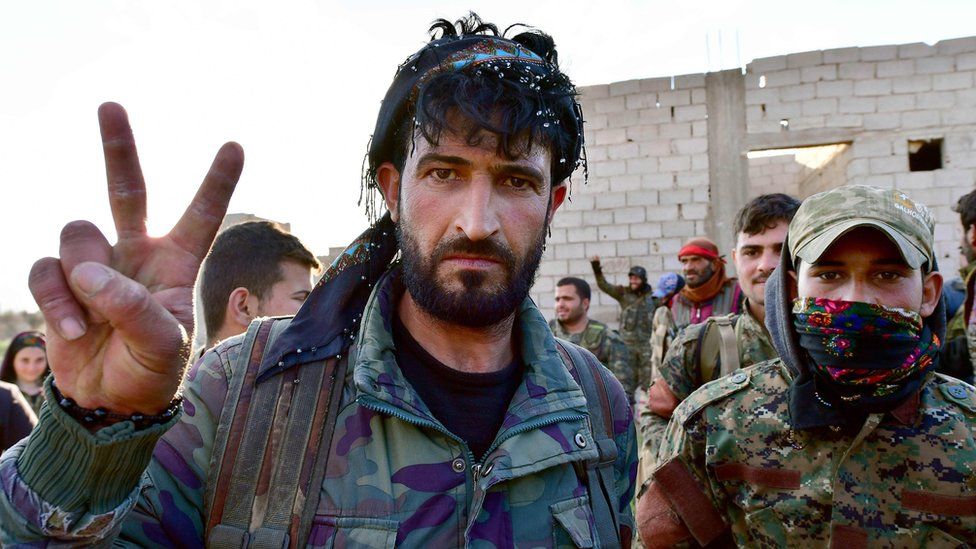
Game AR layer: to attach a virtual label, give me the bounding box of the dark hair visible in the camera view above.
[556,276,591,301]
[0,331,48,384]
[363,13,585,219]
[954,190,976,231]
[199,221,321,338]
[733,193,801,236]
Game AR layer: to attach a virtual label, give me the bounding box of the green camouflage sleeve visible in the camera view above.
[591,260,626,303]
[658,323,707,402]
[636,400,671,482]
[606,332,637,400]
[0,339,239,546]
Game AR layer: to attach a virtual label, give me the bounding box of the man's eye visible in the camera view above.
[505,176,534,190]
[877,271,903,281]
[817,272,841,281]
[431,168,458,180]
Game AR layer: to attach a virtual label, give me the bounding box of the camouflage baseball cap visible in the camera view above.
[789,185,935,271]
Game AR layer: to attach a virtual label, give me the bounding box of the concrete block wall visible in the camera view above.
[535,36,976,327]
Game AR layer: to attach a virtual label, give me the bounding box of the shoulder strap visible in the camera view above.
[205,318,348,548]
[713,316,740,377]
[554,339,623,549]
[696,315,740,384]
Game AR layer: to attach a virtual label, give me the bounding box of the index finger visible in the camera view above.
[99,102,148,239]
[169,142,245,259]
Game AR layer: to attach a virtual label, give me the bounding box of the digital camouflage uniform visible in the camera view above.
[0,268,638,547]
[591,260,657,392]
[655,360,976,546]
[550,318,637,400]
[637,302,776,488]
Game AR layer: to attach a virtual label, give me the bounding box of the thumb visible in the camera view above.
[69,262,187,372]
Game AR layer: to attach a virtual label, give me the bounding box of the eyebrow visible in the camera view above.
[415,153,547,185]
[810,257,909,267]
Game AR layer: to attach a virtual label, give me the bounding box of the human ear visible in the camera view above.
[919,271,943,318]
[227,287,254,330]
[547,182,568,223]
[788,270,799,301]
[376,162,402,222]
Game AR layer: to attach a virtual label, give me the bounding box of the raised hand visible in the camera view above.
[29,103,244,416]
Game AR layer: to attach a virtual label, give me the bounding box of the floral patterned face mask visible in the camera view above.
[792,298,940,398]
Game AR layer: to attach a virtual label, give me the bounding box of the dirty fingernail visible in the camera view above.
[72,263,113,297]
[59,317,86,341]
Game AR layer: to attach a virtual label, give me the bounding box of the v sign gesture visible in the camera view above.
[28,103,244,418]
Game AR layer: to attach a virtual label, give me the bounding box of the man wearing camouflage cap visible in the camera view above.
[591,258,658,396]
[637,185,976,547]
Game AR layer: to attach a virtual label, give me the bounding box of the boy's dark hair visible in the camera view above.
[733,193,801,237]
[556,277,591,301]
[199,221,321,338]
[954,189,976,231]
[363,13,584,219]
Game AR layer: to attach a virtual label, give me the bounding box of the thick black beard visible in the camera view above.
[686,263,716,289]
[397,223,545,328]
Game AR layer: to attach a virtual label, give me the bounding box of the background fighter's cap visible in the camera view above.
[789,185,935,271]
[628,266,648,281]
[652,272,684,298]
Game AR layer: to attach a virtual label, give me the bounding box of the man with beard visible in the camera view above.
[0,15,637,547]
[636,194,798,476]
[590,259,657,393]
[670,237,743,329]
[550,277,636,400]
[944,190,976,383]
[636,186,976,547]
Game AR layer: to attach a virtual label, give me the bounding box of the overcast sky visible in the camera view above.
[2,0,975,311]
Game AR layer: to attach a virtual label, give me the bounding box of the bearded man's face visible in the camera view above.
[380,122,565,327]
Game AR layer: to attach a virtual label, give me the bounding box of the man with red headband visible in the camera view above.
[671,237,743,329]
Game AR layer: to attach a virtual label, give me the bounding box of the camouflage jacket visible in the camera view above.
[550,318,637,400]
[669,279,742,329]
[655,360,976,547]
[0,270,637,547]
[638,303,777,476]
[591,261,657,349]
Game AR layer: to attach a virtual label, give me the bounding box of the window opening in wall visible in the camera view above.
[908,138,943,171]
[747,143,852,199]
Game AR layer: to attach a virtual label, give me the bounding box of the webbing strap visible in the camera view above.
[555,339,622,549]
[713,317,740,377]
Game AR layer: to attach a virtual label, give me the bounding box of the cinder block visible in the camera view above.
[692,88,707,104]
[552,208,583,229]
[745,87,781,105]
[640,139,672,156]
[817,80,854,97]
[801,65,837,83]
[891,75,932,94]
[937,36,976,55]
[862,112,901,130]
[876,94,916,112]
[555,243,585,260]
[646,205,680,221]
[787,50,824,68]
[876,59,915,78]
[639,107,672,125]
[823,47,860,64]
[692,120,708,136]
[548,227,567,245]
[749,55,788,72]
[898,42,935,59]
[869,156,906,174]
[934,72,973,91]
[839,96,876,114]
[613,206,646,224]
[662,221,696,237]
[627,190,659,205]
[626,158,658,174]
[567,226,598,244]
[625,125,658,142]
[916,91,956,110]
[641,77,673,92]
[580,84,610,100]
[594,128,627,145]
[838,62,875,80]
[607,111,640,128]
[956,88,976,107]
[658,89,691,106]
[675,73,706,89]
[617,240,650,257]
[629,223,663,239]
[901,110,940,129]
[915,56,955,74]
[863,174,895,188]
[585,113,608,131]
[539,259,568,277]
[576,178,609,194]
[658,155,691,172]
[659,123,693,138]
[860,45,898,61]
[894,171,935,189]
[826,114,863,128]
[853,139,893,157]
[764,69,801,87]
[610,79,641,97]
[943,108,976,126]
[642,174,674,190]
[608,143,641,160]
[780,83,816,101]
[935,169,976,186]
[957,53,976,71]
[680,203,708,220]
[584,145,607,163]
[610,175,643,193]
[654,238,684,255]
[591,159,627,177]
[676,172,708,188]
[594,96,626,114]
[625,93,652,110]
[691,155,709,171]
[657,189,692,205]
[854,79,893,96]
[674,105,708,122]
[673,137,708,155]
[789,116,826,131]
[847,158,870,177]
[585,241,617,259]
[802,98,838,116]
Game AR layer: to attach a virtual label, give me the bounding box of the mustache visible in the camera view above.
[433,236,516,266]
[752,275,770,284]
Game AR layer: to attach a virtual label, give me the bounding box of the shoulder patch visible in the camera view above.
[936,376,976,414]
[671,368,752,427]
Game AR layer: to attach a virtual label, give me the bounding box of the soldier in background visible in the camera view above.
[550,277,636,400]
[647,273,685,382]
[591,258,657,392]
[638,186,975,547]
[637,194,798,475]
[945,190,976,383]
[670,237,743,329]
